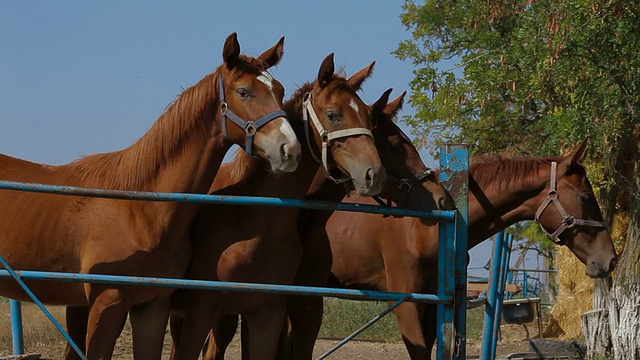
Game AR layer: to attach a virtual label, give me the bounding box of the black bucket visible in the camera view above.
[502,301,534,324]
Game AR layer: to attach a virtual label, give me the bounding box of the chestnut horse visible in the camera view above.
[203,90,456,360]
[296,138,617,359]
[167,54,391,360]
[0,33,300,360]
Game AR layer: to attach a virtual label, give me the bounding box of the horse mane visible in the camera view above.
[221,148,265,185]
[470,155,565,190]
[68,56,270,191]
[284,74,363,136]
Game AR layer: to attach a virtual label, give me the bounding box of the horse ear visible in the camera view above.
[384,90,406,120]
[223,32,241,70]
[257,36,285,68]
[318,53,335,87]
[347,61,375,91]
[566,136,589,165]
[371,88,393,126]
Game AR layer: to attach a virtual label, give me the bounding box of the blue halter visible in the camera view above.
[218,77,287,156]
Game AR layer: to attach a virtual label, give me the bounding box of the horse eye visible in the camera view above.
[385,145,402,153]
[384,139,403,153]
[326,111,338,122]
[237,88,249,99]
[579,194,594,204]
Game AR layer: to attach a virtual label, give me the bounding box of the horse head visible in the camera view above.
[369,89,455,219]
[534,138,617,278]
[302,54,385,196]
[216,33,300,173]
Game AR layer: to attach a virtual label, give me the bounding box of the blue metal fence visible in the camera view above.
[0,145,469,360]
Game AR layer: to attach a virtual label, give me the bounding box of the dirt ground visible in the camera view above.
[0,302,538,359]
[17,337,532,360]
[9,326,533,360]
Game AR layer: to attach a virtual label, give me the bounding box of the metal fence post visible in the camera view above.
[439,144,469,360]
[491,233,513,357]
[10,299,24,355]
[480,231,505,360]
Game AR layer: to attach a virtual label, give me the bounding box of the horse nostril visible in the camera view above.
[609,256,618,272]
[437,196,447,210]
[365,168,374,185]
[280,144,289,160]
[281,141,301,162]
[438,193,456,210]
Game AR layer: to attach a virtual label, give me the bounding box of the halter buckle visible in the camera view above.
[220,102,228,114]
[244,121,257,135]
[398,179,413,193]
[320,131,329,143]
[562,215,577,229]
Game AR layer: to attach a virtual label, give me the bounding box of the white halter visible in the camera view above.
[534,161,607,243]
[302,92,374,184]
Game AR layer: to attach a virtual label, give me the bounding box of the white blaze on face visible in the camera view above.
[280,118,299,146]
[349,99,360,114]
[257,71,274,91]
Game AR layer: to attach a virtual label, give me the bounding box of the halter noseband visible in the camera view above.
[219,76,287,157]
[534,161,607,244]
[302,92,374,184]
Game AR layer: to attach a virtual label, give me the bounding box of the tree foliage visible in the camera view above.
[396,1,640,356]
[395,0,639,181]
[396,0,640,251]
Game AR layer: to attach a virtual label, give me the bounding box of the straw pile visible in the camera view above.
[543,246,594,339]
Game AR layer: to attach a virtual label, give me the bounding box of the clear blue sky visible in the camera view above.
[1,2,430,165]
[1,2,532,276]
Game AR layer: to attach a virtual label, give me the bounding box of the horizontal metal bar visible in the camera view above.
[0,181,455,221]
[0,270,452,304]
[508,268,558,273]
[467,296,487,309]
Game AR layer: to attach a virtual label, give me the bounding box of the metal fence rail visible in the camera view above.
[0,145,470,360]
[0,270,452,304]
[0,180,454,221]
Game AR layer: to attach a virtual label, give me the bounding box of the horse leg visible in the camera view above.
[168,313,184,360]
[65,306,88,360]
[274,316,292,360]
[284,295,324,360]
[173,292,222,360]
[85,289,129,360]
[129,295,171,360]
[421,304,438,359]
[65,305,128,360]
[392,301,431,360]
[202,313,239,360]
[243,299,288,360]
[240,315,251,360]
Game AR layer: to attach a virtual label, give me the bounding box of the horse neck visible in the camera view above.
[466,159,555,248]
[71,72,228,195]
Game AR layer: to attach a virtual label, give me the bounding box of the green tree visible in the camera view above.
[396,0,640,358]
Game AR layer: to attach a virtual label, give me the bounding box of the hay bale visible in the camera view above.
[544,247,594,339]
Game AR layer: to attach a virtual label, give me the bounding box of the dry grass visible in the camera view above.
[0,296,558,358]
[544,246,594,339]
[0,300,66,357]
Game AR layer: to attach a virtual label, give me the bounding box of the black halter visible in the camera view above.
[218,77,287,156]
[371,169,435,216]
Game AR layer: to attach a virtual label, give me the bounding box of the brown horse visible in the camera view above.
[166,54,390,360]
[294,138,617,359]
[203,90,456,360]
[0,33,300,360]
